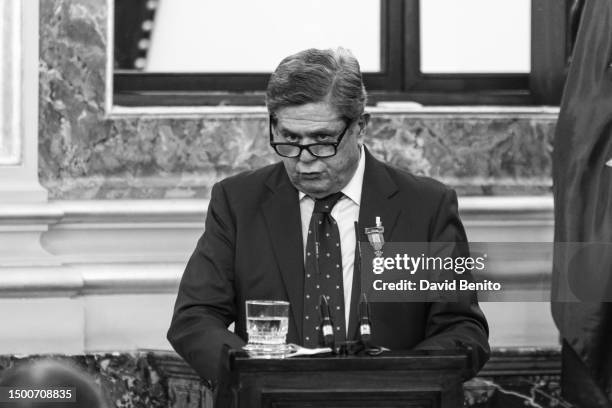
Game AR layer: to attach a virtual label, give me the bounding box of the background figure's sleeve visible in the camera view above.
[413,188,490,377]
[551,0,612,404]
[167,182,246,382]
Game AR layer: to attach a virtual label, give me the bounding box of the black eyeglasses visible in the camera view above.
[269,115,352,158]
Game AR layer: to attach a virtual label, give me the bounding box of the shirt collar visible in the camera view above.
[298,144,365,206]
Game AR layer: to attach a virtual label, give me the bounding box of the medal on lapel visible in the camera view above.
[365,217,385,258]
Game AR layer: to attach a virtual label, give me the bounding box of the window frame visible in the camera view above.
[113,0,572,106]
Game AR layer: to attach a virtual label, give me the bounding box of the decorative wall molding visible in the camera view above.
[0,264,182,298]
[0,196,553,298]
[460,196,553,216]
[0,195,553,231]
[107,104,560,120]
[0,196,558,352]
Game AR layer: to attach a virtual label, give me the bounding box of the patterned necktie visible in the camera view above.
[303,192,346,347]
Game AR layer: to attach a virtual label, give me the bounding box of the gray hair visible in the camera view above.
[266,47,367,121]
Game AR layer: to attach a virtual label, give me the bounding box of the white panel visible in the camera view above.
[0,0,46,202]
[482,302,559,348]
[0,298,84,354]
[420,0,531,73]
[146,0,381,72]
[0,0,22,165]
[84,294,176,351]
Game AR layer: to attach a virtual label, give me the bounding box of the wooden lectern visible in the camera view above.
[215,348,474,408]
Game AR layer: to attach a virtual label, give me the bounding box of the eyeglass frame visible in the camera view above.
[269,114,353,158]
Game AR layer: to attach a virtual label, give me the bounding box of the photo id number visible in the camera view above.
[0,387,76,402]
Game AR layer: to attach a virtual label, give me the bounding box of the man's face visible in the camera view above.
[271,101,364,199]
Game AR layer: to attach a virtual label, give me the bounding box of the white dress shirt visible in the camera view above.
[299,144,365,332]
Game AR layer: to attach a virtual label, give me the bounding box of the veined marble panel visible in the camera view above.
[0,349,568,408]
[38,0,557,199]
[368,115,555,196]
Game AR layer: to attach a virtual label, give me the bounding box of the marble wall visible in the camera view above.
[0,351,570,408]
[38,0,556,200]
[0,354,173,408]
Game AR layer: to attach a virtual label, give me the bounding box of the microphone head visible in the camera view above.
[319,295,331,318]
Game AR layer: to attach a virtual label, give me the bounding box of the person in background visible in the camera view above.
[552,0,612,406]
[0,359,108,408]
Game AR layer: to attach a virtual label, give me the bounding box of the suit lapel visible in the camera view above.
[347,148,402,340]
[260,151,403,344]
[261,164,304,341]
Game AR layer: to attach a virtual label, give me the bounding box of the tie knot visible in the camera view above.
[313,192,344,214]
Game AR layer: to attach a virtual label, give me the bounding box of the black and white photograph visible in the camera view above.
[0,0,611,407]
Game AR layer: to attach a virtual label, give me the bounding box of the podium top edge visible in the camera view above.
[229,350,471,372]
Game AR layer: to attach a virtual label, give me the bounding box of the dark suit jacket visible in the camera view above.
[168,148,490,381]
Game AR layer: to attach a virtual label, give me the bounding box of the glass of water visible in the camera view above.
[244,300,292,358]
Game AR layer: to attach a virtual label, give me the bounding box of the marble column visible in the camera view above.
[0,0,56,266]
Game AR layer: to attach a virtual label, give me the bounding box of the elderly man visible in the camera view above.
[167,48,489,382]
